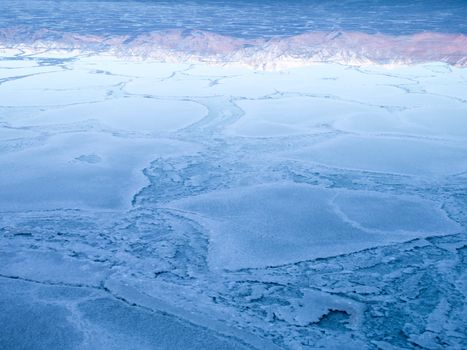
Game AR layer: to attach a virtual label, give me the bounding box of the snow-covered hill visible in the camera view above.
[2,28,467,68]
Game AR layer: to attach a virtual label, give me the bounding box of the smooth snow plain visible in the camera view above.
[0,54,466,349]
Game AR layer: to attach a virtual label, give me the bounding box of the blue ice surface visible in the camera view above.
[1,0,467,38]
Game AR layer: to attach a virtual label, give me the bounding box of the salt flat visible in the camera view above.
[0,131,200,210]
[0,54,466,349]
[168,183,460,269]
[285,135,467,177]
[21,98,208,133]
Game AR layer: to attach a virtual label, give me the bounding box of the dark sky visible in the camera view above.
[1,0,467,38]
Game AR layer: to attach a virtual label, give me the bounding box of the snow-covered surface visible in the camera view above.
[1,53,466,349]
